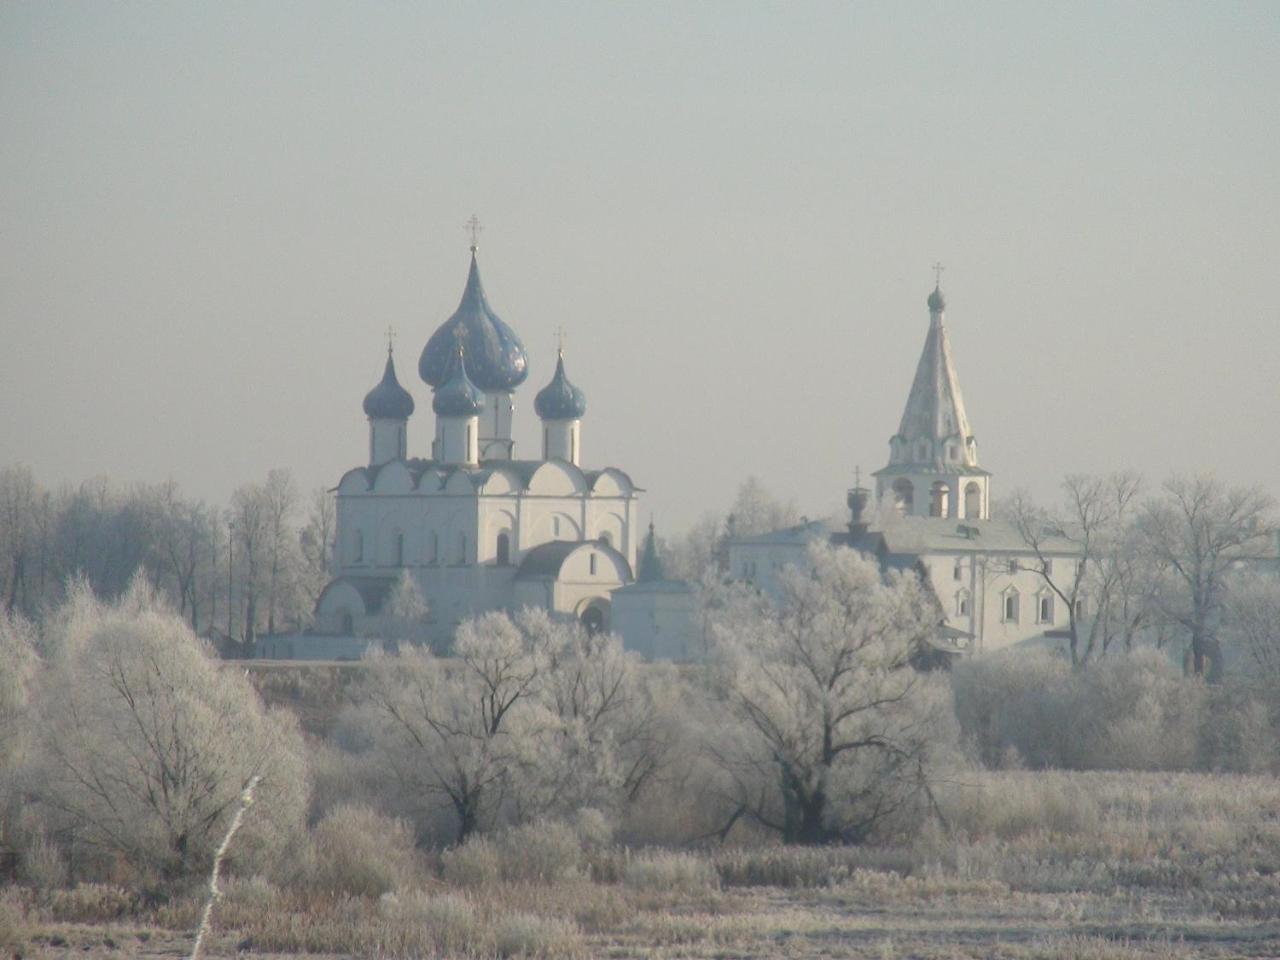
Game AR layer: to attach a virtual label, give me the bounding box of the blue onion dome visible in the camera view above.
[534,350,587,421]
[432,341,485,417]
[363,348,416,420]
[927,285,946,312]
[419,252,529,392]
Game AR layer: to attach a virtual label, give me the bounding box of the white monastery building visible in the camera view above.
[729,281,1084,656]
[315,241,640,645]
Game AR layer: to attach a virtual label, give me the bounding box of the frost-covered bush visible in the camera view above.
[27,578,309,884]
[494,820,582,883]
[623,851,719,892]
[952,649,1209,771]
[441,836,502,888]
[493,911,583,958]
[379,891,481,955]
[309,804,420,896]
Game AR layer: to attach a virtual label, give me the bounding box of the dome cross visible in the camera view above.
[465,214,483,253]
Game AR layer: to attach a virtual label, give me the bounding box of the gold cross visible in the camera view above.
[466,214,483,252]
[385,324,396,354]
[555,325,568,355]
[932,261,945,287]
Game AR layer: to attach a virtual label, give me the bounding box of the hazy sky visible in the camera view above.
[3,3,1278,530]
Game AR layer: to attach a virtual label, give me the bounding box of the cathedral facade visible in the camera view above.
[314,245,640,644]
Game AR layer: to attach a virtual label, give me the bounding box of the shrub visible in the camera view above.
[379,890,482,955]
[45,883,141,923]
[953,649,1209,772]
[0,898,24,955]
[623,851,719,892]
[440,836,502,888]
[309,804,420,897]
[495,820,582,884]
[493,911,583,958]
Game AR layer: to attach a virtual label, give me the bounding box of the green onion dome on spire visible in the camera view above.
[927,285,946,312]
[534,350,587,421]
[362,348,415,420]
[419,251,529,392]
[432,340,485,418]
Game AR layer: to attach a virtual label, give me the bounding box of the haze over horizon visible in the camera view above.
[3,3,1278,531]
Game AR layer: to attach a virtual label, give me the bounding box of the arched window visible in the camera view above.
[955,590,971,617]
[1037,592,1054,624]
[589,553,597,576]
[496,532,510,566]
[953,559,964,581]
[964,482,982,519]
[353,530,364,563]
[892,479,914,516]
[930,482,950,517]
[553,516,561,538]
[393,532,404,566]
[1002,589,1020,623]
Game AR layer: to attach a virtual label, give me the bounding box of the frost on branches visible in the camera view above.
[704,543,956,845]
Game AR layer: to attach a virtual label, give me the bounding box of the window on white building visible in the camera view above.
[1044,558,1053,576]
[589,553,597,576]
[1008,558,1020,574]
[496,532,510,566]
[1002,590,1020,623]
[956,590,970,617]
[1037,593,1054,624]
[953,560,963,581]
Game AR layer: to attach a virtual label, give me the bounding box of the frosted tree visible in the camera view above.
[1138,476,1274,679]
[516,609,677,819]
[355,611,553,841]
[703,542,952,844]
[1222,572,1280,680]
[28,577,308,882]
[367,569,432,646]
[1009,472,1145,667]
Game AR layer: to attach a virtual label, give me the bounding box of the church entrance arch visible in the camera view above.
[577,598,609,635]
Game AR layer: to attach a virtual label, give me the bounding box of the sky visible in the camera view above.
[2,2,1278,531]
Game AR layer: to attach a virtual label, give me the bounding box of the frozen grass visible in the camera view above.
[10,770,1280,958]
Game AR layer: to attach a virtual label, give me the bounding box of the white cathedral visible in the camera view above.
[314,243,641,645]
[728,282,1084,657]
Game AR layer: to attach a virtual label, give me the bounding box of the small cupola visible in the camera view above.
[432,340,483,466]
[432,341,485,418]
[363,347,415,421]
[536,349,586,465]
[363,345,414,466]
[534,350,587,421]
